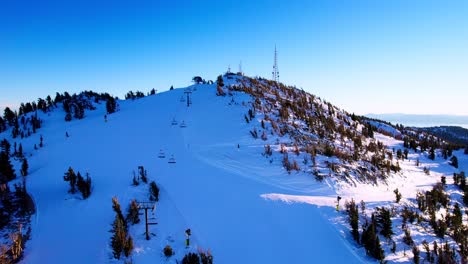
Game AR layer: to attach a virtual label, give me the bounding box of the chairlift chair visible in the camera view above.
[158,149,165,158]
[171,118,178,125]
[180,121,187,128]
[168,155,176,164]
[180,96,186,102]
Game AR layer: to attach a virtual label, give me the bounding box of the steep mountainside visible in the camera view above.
[0,73,466,263]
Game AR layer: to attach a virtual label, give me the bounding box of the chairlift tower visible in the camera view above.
[184,89,192,107]
[272,45,279,83]
[136,201,157,240]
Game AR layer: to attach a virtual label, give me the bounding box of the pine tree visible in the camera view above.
[182,252,200,264]
[403,228,414,246]
[63,167,77,194]
[21,158,28,176]
[217,75,224,87]
[0,150,16,183]
[110,197,132,260]
[106,97,117,114]
[126,200,140,225]
[376,207,393,239]
[347,199,360,243]
[149,181,159,202]
[3,107,16,126]
[428,148,435,160]
[449,155,458,168]
[18,143,23,158]
[394,188,402,203]
[412,245,420,264]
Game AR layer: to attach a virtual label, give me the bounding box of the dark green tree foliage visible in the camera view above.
[412,245,420,264]
[465,146,468,155]
[76,172,92,199]
[106,97,117,114]
[428,148,435,160]
[394,188,402,203]
[21,158,28,176]
[449,155,458,168]
[436,241,457,264]
[403,228,414,246]
[138,166,147,183]
[375,207,393,239]
[216,75,224,87]
[192,76,203,84]
[110,197,133,260]
[63,167,77,194]
[65,112,72,122]
[126,199,140,225]
[361,215,384,261]
[346,199,360,243]
[200,250,213,264]
[182,252,200,264]
[73,103,84,119]
[149,181,159,202]
[18,143,23,158]
[3,107,16,126]
[1,139,11,156]
[0,146,16,184]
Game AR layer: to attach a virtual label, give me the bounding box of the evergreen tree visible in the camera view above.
[65,112,72,122]
[216,75,224,87]
[0,150,16,183]
[21,158,28,177]
[149,181,159,202]
[110,197,132,260]
[73,103,84,119]
[0,116,5,133]
[76,172,92,199]
[106,97,117,114]
[428,148,435,160]
[63,167,77,194]
[394,188,402,203]
[126,199,140,225]
[1,139,11,156]
[361,215,384,261]
[182,252,200,264]
[347,199,360,243]
[18,143,23,158]
[403,228,414,246]
[412,245,420,264]
[376,207,393,239]
[3,107,16,126]
[449,155,458,168]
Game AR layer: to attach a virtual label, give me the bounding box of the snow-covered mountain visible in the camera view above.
[0,73,466,263]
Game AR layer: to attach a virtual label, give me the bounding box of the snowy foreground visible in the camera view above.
[5,80,465,263]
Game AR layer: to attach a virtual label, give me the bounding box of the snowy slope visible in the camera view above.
[2,75,465,263]
[10,83,368,263]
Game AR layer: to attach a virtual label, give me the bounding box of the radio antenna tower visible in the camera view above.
[272,45,279,82]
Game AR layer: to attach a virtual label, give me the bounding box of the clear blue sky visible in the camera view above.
[1,0,467,115]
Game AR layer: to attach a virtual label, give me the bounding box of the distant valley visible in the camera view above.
[366,113,468,129]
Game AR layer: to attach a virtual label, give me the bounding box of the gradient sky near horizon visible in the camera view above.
[1,0,467,115]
